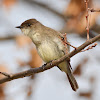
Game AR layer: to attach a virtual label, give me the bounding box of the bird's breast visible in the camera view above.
[31,32,41,45]
[37,41,60,62]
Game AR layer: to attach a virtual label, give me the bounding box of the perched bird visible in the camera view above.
[16,19,78,91]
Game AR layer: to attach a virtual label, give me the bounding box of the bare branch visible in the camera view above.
[85,0,90,40]
[0,35,16,41]
[81,43,97,52]
[62,33,77,50]
[0,72,10,78]
[0,34,100,84]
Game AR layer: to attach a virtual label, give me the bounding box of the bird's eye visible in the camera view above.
[27,23,31,27]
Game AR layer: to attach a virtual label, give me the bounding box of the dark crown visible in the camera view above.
[21,19,38,27]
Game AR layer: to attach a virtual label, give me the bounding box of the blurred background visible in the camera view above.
[0,0,100,100]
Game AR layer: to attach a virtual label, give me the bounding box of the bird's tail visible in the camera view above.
[66,62,78,91]
[58,61,79,91]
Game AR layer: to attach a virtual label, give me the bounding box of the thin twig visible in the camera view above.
[0,34,100,84]
[0,72,11,78]
[81,43,97,52]
[62,33,69,54]
[0,36,16,41]
[65,42,77,50]
[60,33,77,50]
[85,0,90,40]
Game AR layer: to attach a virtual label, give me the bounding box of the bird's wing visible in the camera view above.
[44,26,68,55]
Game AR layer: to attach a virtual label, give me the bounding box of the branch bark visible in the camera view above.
[0,34,100,84]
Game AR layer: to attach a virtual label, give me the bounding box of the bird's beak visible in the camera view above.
[15,26,23,29]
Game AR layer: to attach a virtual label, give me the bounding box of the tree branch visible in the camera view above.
[85,0,90,40]
[0,34,100,84]
[0,35,16,41]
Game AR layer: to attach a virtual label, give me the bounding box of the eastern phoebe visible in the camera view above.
[16,19,78,91]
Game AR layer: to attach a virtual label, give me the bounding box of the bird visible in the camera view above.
[16,19,79,91]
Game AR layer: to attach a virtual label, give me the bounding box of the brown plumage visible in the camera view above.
[16,19,79,91]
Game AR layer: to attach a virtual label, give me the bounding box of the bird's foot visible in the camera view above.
[42,63,47,70]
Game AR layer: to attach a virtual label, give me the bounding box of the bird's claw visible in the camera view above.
[42,63,47,70]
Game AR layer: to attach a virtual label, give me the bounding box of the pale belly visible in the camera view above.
[37,41,63,63]
[37,41,68,73]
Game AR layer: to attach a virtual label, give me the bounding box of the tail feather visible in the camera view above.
[67,73,78,91]
[58,61,79,91]
[66,62,78,91]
